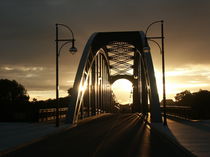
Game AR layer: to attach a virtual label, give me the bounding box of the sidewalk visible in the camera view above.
[149,117,210,157]
[0,122,71,155]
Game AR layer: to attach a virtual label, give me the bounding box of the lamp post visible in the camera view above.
[145,20,167,126]
[55,23,77,127]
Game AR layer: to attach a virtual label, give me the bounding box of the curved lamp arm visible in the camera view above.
[145,20,163,37]
[148,39,162,54]
[56,23,77,54]
[56,23,75,39]
[58,41,71,56]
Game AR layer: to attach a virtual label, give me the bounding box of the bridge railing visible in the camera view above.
[38,107,68,122]
[161,106,198,120]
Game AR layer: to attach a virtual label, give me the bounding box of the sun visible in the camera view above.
[111,79,133,105]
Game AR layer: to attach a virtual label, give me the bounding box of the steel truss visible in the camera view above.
[66,31,162,124]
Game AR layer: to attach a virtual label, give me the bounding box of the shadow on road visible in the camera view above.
[2,113,183,157]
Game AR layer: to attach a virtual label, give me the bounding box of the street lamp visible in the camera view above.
[55,23,77,127]
[145,20,167,126]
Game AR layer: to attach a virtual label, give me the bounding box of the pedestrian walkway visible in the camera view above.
[150,116,210,157]
[0,122,70,155]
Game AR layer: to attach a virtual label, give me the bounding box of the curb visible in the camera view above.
[145,120,197,157]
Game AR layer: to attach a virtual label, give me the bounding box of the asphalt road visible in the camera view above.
[3,113,182,157]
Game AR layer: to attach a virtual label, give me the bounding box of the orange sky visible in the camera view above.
[1,0,210,102]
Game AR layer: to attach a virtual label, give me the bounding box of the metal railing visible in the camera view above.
[38,107,68,122]
[161,106,196,120]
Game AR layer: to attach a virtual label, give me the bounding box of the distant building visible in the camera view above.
[160,99,175,106]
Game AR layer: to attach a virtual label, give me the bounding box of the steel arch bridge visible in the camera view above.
[66,31,162,124]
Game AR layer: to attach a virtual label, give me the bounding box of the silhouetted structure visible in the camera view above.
[66,31,162,124]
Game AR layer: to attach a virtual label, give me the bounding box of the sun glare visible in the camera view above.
[155,65,210,100]
[79,83,87,92]
[112,79,133,105]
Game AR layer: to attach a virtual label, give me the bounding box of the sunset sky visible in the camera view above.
[1,0,210,103]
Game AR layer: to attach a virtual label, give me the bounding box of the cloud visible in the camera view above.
[1,0,210,100]
[166,65,210,78]
[28,89,68,100]
[2,67,14,71]
[0,64,75,98]
[155,64,210,100]
[0,65,52,90]
[1,65,44,72]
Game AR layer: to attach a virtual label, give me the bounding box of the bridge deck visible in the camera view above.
[1,113,181,157]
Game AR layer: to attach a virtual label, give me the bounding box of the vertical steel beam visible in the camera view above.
[91,61,96,116]
[141,57,148,114]
[87,74,90,117]
[100,55,103,112]
[99,55,101,113]
[133,51,141,112]
[96,55,99,114]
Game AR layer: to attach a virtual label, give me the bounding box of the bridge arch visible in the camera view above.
[66,31,162,124]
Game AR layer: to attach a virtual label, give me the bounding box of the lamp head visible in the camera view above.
[69,39,77,54]
[143,47,150,53]
[134,75,138,79]
[69,46,77,54]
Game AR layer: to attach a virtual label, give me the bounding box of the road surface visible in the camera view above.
[2,113,183,157]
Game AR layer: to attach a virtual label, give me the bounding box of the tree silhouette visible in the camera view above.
[175,89,210,119]
[0,79,29,103]
[175,90,191,102]
[191,90,210,119]
[0,79,30,121]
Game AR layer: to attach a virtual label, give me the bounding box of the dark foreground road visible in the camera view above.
[3,114,182,157]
